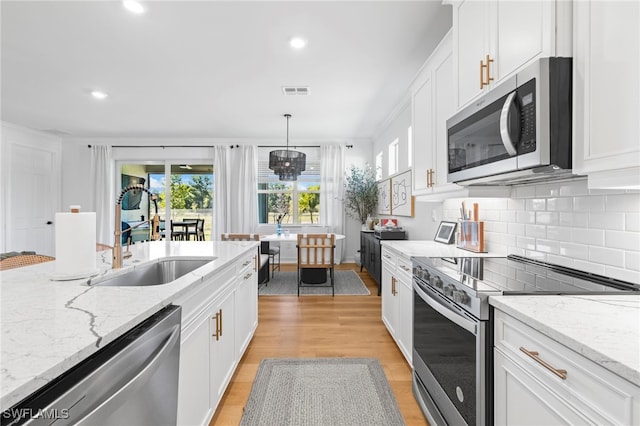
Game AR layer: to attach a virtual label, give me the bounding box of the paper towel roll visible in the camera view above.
[53,212,98,279]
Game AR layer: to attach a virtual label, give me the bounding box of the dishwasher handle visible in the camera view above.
[76,322,181,425]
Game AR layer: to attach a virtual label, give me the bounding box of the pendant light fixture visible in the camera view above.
[269,114,306,181]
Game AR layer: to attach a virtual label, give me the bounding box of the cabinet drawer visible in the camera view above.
[381,247,397,268]
[396,256,413,281]
[494,310,640,425]
[237,251,256,275]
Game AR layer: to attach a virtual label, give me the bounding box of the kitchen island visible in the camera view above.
[0,240,258,411]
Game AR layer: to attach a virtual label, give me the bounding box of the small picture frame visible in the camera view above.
[434,221,457,244]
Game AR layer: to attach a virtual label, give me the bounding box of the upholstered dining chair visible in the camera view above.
[0,254,55,271]
[220,233,269,284]
[296,233,336,296]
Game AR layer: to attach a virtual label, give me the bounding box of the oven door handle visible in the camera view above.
[415,284,477,335]
[499,91,519,157]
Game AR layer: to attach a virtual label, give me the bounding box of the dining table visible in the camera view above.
[171,221,198,241]
[260,233,346,283]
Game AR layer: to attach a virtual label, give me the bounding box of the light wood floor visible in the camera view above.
[210,263,428,425]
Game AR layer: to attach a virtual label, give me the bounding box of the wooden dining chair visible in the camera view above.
[95,243,112,252]
[0,254,55,271]
[170,220,186,240]
[296,233,336,296]
[220,234,269,283]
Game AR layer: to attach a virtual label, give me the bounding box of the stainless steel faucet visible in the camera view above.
[113,184,160,269]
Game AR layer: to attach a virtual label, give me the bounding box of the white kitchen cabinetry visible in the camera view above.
[572,0,640,189]
[176,248,258,426]
[381,246,412,366]
[412,31,459,196]
[452,0,572,110]
[494,309,640,425]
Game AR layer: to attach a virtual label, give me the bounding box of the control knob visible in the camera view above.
[453,290,471,306]
[443,284,454,297]
[430,276,442,289]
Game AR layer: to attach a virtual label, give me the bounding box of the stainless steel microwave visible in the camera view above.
[447,57,573,185]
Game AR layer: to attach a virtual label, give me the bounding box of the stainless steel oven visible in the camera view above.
[412,259,495,426]
[411,255,640,426]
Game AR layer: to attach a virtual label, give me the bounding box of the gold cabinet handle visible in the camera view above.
[212,311,220,340]
[244,272,252,280]
[242,260,251,267]
[391,277,397,296]
[219,309,223,338]
[480,59,487,88]
[485,54,494,85]
[427,169,435,188]
[254,255,257,272]
[520,347,567,380]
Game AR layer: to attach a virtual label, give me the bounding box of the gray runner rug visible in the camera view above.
[240,358,406,426]
[259,270,370,296]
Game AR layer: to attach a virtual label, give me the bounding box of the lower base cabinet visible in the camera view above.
[176,249,258,425]
[493,309,640,425]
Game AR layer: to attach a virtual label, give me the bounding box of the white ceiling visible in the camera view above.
[1,1,452,142]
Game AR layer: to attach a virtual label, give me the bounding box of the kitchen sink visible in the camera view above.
[91,258,215,287]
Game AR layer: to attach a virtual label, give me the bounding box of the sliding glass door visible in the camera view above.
[118,161,213,242]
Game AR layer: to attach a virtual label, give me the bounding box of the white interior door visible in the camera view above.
[7,143,58,255]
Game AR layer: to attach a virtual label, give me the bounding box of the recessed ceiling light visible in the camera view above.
[289,37,307,49]
[91,90,108,100]
[123,0,145,14]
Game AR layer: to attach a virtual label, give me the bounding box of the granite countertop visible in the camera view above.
[0,240,257,409]
[490,295,640,386]
[381,239,505,258]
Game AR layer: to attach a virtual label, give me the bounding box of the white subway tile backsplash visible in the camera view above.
[603,265,640,284]
[574,196,605,212]
[526,199,546,211]
[625,252,640,272]
[525,224,546,239]
[507,199,526,210]
[517,211,536,224]
[627,213,640,232]
[605,230,640,251]
[606,194,640,212]
[438,183,639,282]
[558,178,589,197]
[589,212,625,231]
[559,212,589,228]
[558,242,589,261]
[546,197,573,211]
[536,211,559,225]
[571,228,605,246]
[589,246,625,267]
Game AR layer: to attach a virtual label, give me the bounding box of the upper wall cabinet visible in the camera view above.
[411,31,457,196]
[573,0,640,189]
[452,0,572,110]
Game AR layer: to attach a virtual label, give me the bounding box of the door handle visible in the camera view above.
[499,91,519,156]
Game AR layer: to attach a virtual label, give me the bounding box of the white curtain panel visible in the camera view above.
[320,144,345,235]
[231,145,258,233]
[91,145,113,245]
[213,145,231,240]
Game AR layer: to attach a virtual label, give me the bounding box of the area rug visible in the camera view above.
[259,270,370,296]
[240,358,406,426]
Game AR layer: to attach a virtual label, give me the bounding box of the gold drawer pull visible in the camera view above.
[520,347,567,380]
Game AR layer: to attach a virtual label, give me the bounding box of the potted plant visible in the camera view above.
[344,164,379,228]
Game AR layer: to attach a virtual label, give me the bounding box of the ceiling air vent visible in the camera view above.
[282,86,310,96]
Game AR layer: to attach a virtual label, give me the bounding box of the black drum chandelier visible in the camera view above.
[268,114,306,181]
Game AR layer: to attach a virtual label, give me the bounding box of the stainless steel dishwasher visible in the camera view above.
[3,305,181,426]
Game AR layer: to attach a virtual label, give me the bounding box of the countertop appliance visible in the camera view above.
[373,229,407,239]
[2,305,181,426]
[411,255,639,426]
[447,57,573,186]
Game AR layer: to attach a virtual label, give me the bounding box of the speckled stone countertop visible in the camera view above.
[0,240,257,409]
[490,295,640,386]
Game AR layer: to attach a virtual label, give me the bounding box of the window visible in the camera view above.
[375,151,383,181]
[408,126,413,166]
[389,138,399,175]
[257,148,321,224]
